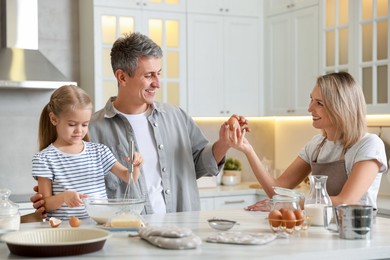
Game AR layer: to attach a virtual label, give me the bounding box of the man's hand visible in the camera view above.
[30,186,47,219]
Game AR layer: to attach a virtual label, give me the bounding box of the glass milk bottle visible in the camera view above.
[0,189,20,233]
[304,175,332,226]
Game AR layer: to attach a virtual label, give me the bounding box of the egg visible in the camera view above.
[282,209,296,229]
[294,209,305,226]
[227,116,239,130]
[49,217,62,228]
[69,216,81,227]
[268,209,283,227]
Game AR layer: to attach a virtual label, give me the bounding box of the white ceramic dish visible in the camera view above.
[1,228,111,257]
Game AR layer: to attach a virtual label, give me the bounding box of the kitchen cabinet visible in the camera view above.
[265,5,319,116]
[265,0,318,16]
[200,194,260,210]
[79,0,186,111]
[187,0,259,17]
[93,0,186,13]
[187,0,261,116]
[321,0,390,114]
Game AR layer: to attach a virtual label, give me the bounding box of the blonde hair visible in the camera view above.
[316,72,367,148]
[38,85,93,151]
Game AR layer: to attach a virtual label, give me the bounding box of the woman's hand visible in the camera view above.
[225,122,252,154]
[245,198,272,212]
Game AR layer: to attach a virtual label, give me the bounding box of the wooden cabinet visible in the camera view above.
[265,5,319,116]
[79,0,186,111]
[187,0,261,116]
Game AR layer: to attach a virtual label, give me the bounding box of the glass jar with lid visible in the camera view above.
[271,187,305,210]
[0,189,20,234]
[267,187,308,235]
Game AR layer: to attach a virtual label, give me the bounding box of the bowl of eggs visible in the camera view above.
[267,208,311,235]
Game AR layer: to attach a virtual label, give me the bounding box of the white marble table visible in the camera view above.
[2,209,390,259]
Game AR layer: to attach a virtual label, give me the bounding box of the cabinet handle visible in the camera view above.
[143,2,147,6]
[224,200,245,204]
[220,110,225,114]
[226,110,230,114]
[225,8,229,12]
[287,109,295,113]
[136,2,140,5]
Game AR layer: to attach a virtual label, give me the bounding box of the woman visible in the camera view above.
[228,72,387,211]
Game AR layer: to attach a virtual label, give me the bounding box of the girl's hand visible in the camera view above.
[63,191,87,208]
[245,198,272,212]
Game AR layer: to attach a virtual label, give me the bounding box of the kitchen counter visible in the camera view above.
[2,209,390,259]
[198,182,266,198]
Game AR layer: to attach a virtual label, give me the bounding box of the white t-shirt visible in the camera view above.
[298,133,388,208]
[119,109,167,214]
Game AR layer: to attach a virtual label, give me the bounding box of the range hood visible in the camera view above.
[0,0,76,89]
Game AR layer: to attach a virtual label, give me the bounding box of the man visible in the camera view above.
[31,32,247,215]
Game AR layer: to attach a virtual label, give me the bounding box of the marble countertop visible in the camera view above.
[2,209,390,259]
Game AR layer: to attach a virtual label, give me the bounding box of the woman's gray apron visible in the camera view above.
[311,137,348,196]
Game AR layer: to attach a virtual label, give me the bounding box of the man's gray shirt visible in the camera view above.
[89,97,224,214]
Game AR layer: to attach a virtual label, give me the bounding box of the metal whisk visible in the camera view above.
[123,140,134,200]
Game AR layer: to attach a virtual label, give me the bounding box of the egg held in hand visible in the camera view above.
[227,116,239,130]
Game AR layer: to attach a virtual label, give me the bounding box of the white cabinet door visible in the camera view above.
[224,17,260,116]
[80,2,186,111]
[187,0,259,17]
[187,14,260,116]
[93,0,185,12]
[214,195,258,209]
[265,0,318,16]
[187,14,224,116]
[200,194,262,210]
[265,5,319,116]
[200,198,215,210]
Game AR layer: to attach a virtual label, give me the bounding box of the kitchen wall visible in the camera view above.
[2,1,390,200]
[0,0,78,199]
[196,117,390,196]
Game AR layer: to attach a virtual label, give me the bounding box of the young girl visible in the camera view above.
[227,72,387,211]
[32,85,142,220]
